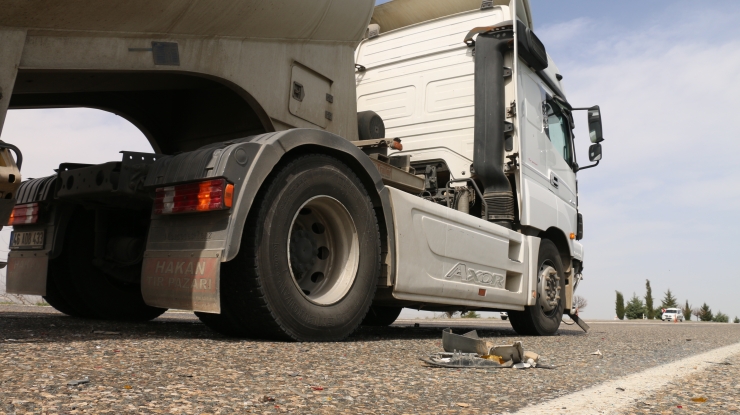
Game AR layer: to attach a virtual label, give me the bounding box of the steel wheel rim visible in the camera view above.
[538,261,561,314]
[287,195,359,306]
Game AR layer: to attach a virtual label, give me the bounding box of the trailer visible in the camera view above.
[1,0,604,340]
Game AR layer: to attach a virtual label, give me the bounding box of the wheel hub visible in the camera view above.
[287,196,359,306]
[538,264,561,312]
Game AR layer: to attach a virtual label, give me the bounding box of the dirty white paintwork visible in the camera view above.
[388,187,530,309]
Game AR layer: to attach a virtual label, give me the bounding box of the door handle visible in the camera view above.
[550,174,559,189]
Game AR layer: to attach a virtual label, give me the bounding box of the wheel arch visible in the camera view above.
[538,227,572,271]
[223,129,395,286]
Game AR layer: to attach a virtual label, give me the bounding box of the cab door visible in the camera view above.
[543,100,578,237]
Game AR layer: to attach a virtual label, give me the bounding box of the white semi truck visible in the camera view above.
[1,0,604,341]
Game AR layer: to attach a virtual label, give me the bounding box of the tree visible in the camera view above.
[660,289,678,309]
[644,280,655,319]
[692,307,701,320]
[625,293,646,320]
[698,303,713,322]
[682,300,692,321]
[461,311,480,319]
[573,295,588,312]
[734,316,739,324]
[615,291,625,320]
[713,312,729,323]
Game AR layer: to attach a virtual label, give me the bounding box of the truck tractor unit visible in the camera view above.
[1,0,604,341]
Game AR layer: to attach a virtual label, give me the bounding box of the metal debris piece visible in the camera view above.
[591,349,603,357]
[442,328,492,355]
[513,362,531,369]
[420,352,512,369]
[67,378,90,386]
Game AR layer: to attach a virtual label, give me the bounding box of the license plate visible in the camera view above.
[10,230,45,249]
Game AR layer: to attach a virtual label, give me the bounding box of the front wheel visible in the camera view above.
[509,239,565,336]
[198,154,382,341]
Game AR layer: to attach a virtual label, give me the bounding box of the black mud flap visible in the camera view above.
[571,314,590,333]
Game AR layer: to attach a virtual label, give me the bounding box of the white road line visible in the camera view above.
[514,340,740,415]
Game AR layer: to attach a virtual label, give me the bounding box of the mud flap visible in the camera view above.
[571,314,590,333]
[141,250,221,313]
[6,251,48,295]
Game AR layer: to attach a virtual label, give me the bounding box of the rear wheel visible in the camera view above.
[198,154,381,341]
[56,211,166,321]
[509,239,565,336]
[43,257,98,318]
[361,305,403,327]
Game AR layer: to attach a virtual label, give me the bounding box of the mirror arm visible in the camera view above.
[574,160,599,172]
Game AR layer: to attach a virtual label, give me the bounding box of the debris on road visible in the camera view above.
[67,378,90,386]
[442,328,491,355]
[591,349,603,358]
[422,329,551,369]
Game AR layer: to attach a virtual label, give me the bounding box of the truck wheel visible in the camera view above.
[63,211,166,321]
[361,306,403,327]
[43,257,98,318]
[203,154,381,341]
[509,240,565,336]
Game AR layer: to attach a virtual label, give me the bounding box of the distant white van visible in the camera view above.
[661,308,684,322]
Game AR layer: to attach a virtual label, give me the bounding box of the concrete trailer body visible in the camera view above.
[1,0,604,340]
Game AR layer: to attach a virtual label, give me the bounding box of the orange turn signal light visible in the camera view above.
[224,183,234,208]
[569,233,575,240]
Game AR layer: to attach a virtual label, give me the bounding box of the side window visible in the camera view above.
[543,101,573,165]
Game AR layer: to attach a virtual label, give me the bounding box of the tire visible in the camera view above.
[501,316,508,321]
[43,257,97,318]
[200,154,381,341]
[42,247,99,319]
[60,211,166,321]
[509,240,565,336]
[361,306,403,327]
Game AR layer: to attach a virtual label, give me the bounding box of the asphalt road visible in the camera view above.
[1,305,739,414]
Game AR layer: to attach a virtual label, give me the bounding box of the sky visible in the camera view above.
[2,1,740,322]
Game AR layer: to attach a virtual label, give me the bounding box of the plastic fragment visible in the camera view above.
[123,385,132,389]
[691,397,707,403]
[512,362,531,369]
[590,350,603,357]
[260,396,275,402]
[311,386,324,391]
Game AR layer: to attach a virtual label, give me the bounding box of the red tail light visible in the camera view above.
[8,203,39,226]
[154,179,234,215]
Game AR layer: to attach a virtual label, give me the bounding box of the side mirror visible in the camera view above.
[587,105,604,143]
[589,143,602,162]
